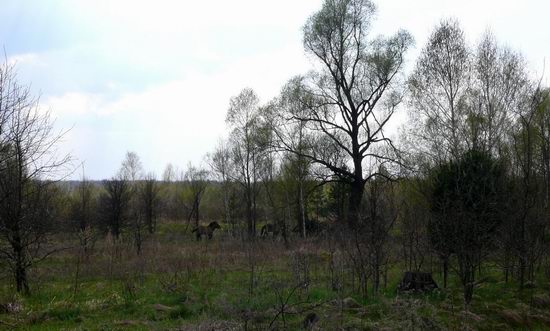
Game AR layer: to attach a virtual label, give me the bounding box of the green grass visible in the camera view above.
[1,225,550,330]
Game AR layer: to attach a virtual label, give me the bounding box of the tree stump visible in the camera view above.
[398,271,438,293]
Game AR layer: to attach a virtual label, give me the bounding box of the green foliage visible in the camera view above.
[429,149,508,255]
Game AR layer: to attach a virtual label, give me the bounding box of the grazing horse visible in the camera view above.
[260,223,279,238]
[192,221,221,240]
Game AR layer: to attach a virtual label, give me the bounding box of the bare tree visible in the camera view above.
[69,174,97,257]
[534,92,550,280]
[274,88,314,237]
[407,19,470,163]
[0,59,71,294]
[273,0,412,227]
[119,151,143,182]
[118,151,149,254]
[362,172,398,294]
[226,88,268,238]
[139,172,160,234]
[184,163,209,228]
[406,24,527,162]
[99,179,131,240]
[208,140,235,233]
[468,31,526,155]
[70,173,97,296]
[162,162,176,183]
[508,87,549,288]
[405,21,533,290]
[160,162,182,220]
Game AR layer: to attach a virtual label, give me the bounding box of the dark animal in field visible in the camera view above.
[191,221,221,240]
[260,223,280,238]
[397,271,438,293]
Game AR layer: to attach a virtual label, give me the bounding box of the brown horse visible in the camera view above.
[192,221,221,240]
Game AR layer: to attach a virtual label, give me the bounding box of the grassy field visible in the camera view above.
[1,221,550,330]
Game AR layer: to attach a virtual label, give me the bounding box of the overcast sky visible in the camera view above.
[1,0,548,179]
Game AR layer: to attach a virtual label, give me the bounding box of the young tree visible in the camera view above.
[396,179,431,273]
[275,87,314,236]
[429,150,507,306]
[139,172,160,234]
[119,151,143,182]
[160,162,182,220]
[407,19,470,163]
[406,25,527,162]
[468,32,526,155]
[99,179,131,240]
[508,88,549,287]
[119,151,147,254]
[277,152,315,238]
[362,172,398,294]
[70,176,96,232]
[69,175,98,256]
[405,21,532,289]
[208,140,234,232]
[273,0,412,227]
[162,163,176,183]
[184,163,209,228]
[226,88,268,238]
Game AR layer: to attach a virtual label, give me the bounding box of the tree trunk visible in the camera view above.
[373,259,380,295]
[252,186,257,238]
[443,256,449,289]
[223,184,232,235]
[348,178,364,228]
[463,268,475,309]
[13,236,29,294]
[147,199,155,234]
[299,179,306,238]
[246,187,254,239]
[194,198,200,228]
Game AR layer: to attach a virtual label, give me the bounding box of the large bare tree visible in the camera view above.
[273,0,412,227]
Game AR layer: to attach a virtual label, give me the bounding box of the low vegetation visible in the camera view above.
[1,221,549,330]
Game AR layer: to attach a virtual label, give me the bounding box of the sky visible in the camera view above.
[1,0,548,180]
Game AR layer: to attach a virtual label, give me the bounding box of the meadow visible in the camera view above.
[1,220,550,330]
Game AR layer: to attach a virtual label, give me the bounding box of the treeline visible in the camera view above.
[1,0,549,309]
[60,151,344,245]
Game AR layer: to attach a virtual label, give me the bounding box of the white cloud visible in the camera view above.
[42,40,311,179]
[44,92,103,116]
[4,0,549,179]
[8,53,40,66]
